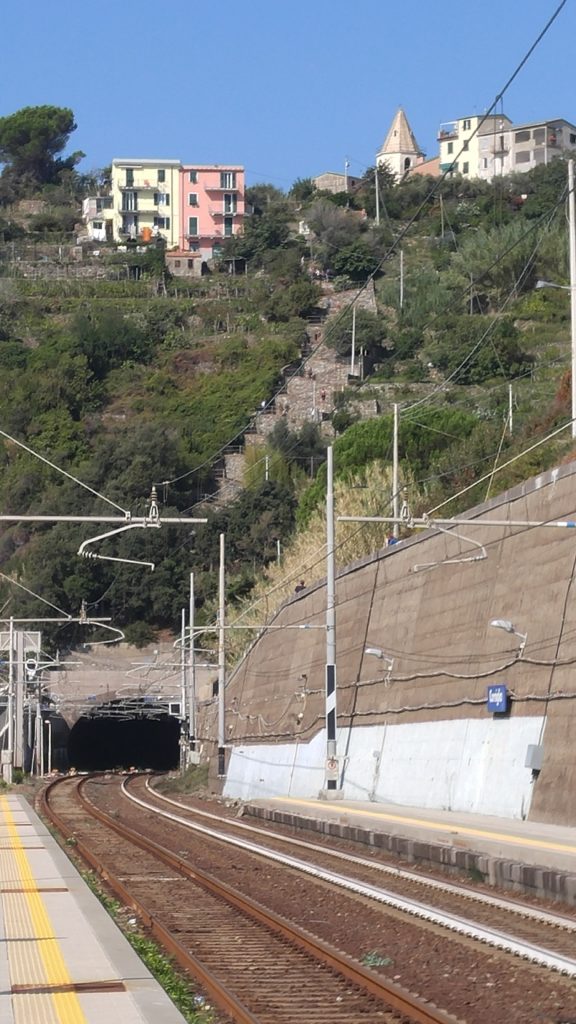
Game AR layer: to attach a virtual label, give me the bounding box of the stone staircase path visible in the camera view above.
[213,281,377,504]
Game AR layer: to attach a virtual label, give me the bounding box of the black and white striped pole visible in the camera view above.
[324,445,339,792]
[218,532,226,777]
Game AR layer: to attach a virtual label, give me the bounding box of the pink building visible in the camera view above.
[179,165,245,265]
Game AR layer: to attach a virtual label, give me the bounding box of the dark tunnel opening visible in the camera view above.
[68,703,180,771]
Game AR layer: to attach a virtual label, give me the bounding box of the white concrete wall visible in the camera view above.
[223,715,545,819]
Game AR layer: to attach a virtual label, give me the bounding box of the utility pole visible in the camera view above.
[399,250,404,311]
[508,383,513,437]
[344,159,350,193]
[393,404,400,539]
[568,159,576,439]
[14,631,25,770]
[217,533,226,777]
[265,455,269,482]
[375,166,380,226]
[188,572,196,755]
[180,608,187,770]
[350,304,356,376]
[5,617,14,783]
[324,446,339,793]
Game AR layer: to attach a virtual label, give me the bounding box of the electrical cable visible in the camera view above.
[0,427,129,515]
[0,571,72,618]
[425,417,571,516]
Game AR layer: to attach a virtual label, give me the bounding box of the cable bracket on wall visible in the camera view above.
[412,521,487,573]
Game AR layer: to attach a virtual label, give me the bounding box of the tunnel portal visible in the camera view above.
[67,699,181,771]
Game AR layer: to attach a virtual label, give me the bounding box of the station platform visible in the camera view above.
[245,796,576,906]
[0,793,187,1024]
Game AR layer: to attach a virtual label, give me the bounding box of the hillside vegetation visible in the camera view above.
[0,105,575,652]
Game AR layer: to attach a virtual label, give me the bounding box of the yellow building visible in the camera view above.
[111,159,181,247]
[438,115,512,178]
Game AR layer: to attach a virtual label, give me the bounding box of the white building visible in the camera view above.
[82,196,114,242]
[438,114,576,180]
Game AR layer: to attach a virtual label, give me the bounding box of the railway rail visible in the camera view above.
[133,777,576,971]
[40,774,461,1024]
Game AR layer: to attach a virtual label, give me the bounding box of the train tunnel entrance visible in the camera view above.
[68,699,180,771]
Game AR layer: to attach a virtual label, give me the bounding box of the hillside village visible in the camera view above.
[0,100,575,644]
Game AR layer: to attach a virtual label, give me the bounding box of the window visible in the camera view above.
[122,190,138,211]
[189,170,198,183]
[571,134,576,145]
[483,158,488,168]
[125,168,134,186]
[515,151,531,164]
[121,214,138,236]
[224,215,233,237]
[93,221,103,230]
[154,192,170,206]
[515,130,531,143]
[533,128,545,144]
[157,168,166,183]
[220,170,236,189]
[189,243,199,251]
[223,193,237,214]
[188,216,198,236]
[462,162,469,174]
[462,118,471,130]
[174,260,181,268]
[187,259,195,268]
[189,193,198,206]
[447,142,453,154]
[153,216,170,229]
[96,197,112,211]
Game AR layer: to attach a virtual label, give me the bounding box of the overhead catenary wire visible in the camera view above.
[0,427,129,516]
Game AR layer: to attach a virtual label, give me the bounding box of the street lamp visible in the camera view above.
[364,647,394,684]
[489,618,527,655]
[535,280,570,291]
[364,647,394,668]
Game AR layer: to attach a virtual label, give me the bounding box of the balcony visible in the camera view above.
[119,180,158,191]
[204,182,239,192]
[438,122,458,142]
[209,208,240,218]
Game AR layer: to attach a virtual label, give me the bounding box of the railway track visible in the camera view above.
[40,774,461,1024]
[132,776,576,971]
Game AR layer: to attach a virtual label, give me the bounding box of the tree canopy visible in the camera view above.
[0,105,84,196]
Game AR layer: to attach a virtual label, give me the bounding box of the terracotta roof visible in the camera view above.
[406,156,441,178]
[378,108,423,157]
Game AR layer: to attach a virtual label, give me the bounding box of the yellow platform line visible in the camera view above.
[0,796,89,1024]
[273,798,576,855]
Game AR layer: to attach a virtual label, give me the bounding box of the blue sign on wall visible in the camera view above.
[487,684,508,713]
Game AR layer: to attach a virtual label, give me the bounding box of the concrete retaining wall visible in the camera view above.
[224,716,544,819]
[213,459,576,825]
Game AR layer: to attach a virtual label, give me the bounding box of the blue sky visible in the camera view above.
[0,0,573,189]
